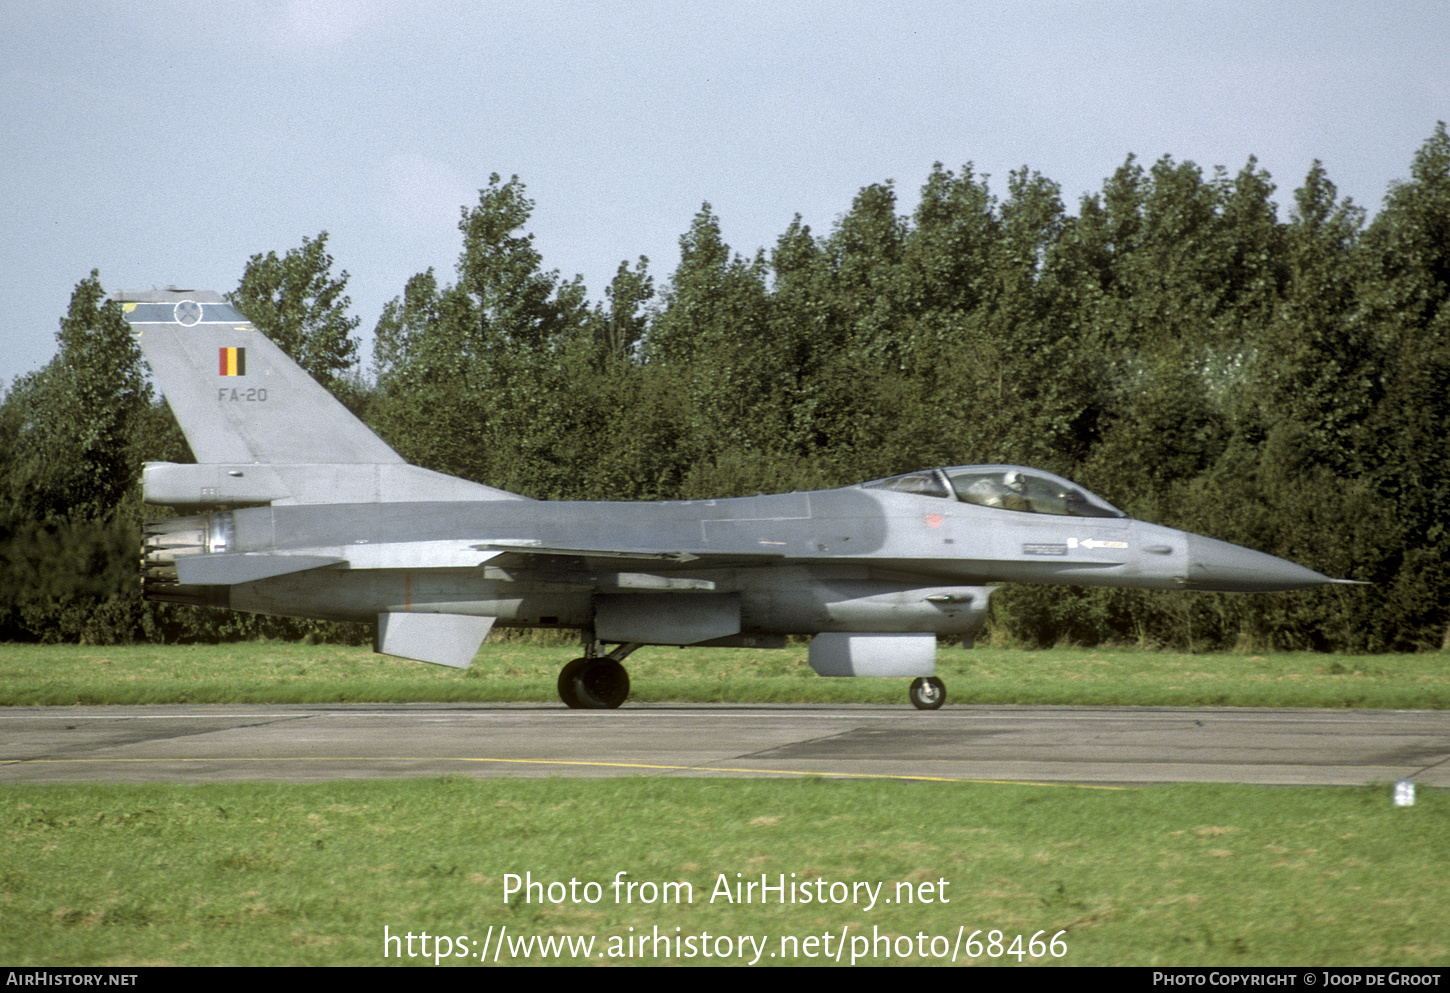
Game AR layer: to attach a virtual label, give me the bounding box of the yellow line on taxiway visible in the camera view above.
[5,754,1128,788]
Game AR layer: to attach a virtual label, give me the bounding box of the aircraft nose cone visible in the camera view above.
[1184,533,1341,592]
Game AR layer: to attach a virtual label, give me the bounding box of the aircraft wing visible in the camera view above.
[471,542,787,569]
[169,543,783,588]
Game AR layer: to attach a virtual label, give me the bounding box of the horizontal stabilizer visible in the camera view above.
[174,553,345,586]
[144,460,525,507]
[376,612,496,668]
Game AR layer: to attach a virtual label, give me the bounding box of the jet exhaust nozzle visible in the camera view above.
[140,516,230,607]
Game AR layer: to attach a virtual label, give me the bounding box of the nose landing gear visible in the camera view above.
[909,676,947,710]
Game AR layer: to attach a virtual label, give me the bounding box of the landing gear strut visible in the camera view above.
[909,676,946,710]
[558,636,641,709]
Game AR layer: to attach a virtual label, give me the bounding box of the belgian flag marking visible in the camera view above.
[219,347,247,376]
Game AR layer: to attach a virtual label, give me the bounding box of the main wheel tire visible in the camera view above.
[557,657,590,708]
[558,657,630,709]
[577,657,630,709]
[909,676,946,710]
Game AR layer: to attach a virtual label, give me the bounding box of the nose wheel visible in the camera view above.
[909,676,946,710]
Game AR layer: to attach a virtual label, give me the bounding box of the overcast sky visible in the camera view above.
[2,0,1447,388]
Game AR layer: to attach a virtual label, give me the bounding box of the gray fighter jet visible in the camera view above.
[120,289,1356,709]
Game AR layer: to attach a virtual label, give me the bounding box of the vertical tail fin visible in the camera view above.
[119,289,396,465]
[117,289,525,506]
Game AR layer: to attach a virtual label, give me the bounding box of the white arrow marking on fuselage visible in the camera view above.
[1069,538,1128,550]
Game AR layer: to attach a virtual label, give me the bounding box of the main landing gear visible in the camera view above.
[909,676,947,711]
[558,638,642,709]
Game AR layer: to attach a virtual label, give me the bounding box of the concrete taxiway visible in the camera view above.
[2,704,1448,787]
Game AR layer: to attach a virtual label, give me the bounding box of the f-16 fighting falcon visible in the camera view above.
[120,290,1357,710]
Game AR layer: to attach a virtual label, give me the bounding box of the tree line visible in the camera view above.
[4,126,1448,651]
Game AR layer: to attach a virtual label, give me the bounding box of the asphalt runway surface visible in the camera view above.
[3,703,1449,787]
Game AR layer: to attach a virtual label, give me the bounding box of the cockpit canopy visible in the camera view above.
[861,465,1126,519]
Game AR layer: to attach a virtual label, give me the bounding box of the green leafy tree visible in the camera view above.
[1230,161,1378,649]
[642,205,789,496]
[230,232,361,395]
[456,174,581,350]
[902,163,996,320]
[4,271,150,525]
[1352,123,1450,648]
[0,271,153,641]
[369,177,597,495]
[597,256,654,362]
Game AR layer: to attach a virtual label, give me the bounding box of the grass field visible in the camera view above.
[3,641,1446,968]
[0,640,1446,709]
[1,777,1445,967]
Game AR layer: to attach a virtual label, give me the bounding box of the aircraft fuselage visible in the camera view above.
[144,482,1325,640]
